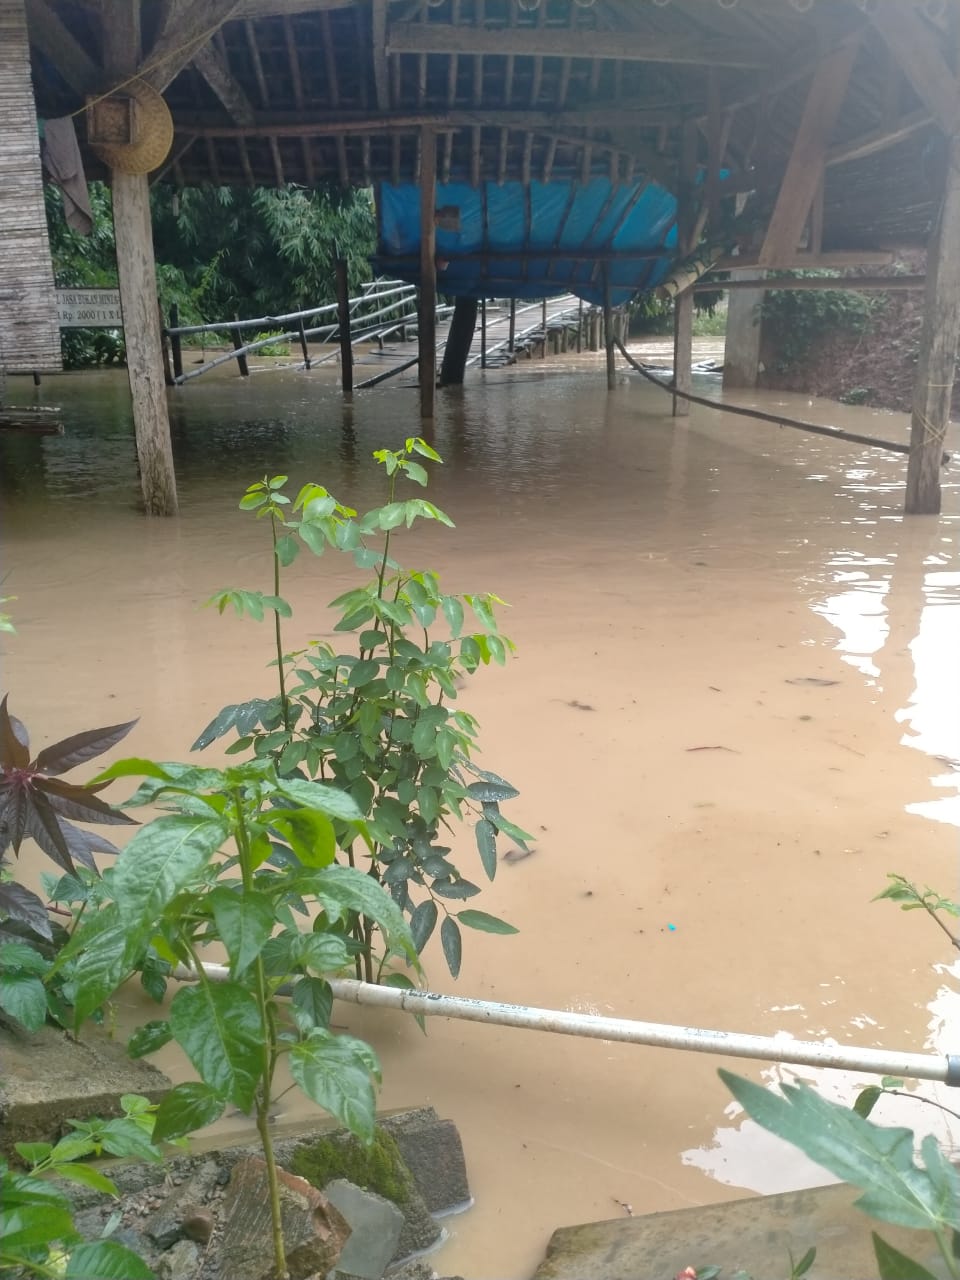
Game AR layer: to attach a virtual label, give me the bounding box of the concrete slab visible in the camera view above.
[325,1178,404,1280]
[532,1183,949,1280]
[0,1022,171,1156]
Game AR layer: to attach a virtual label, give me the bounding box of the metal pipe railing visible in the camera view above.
[174,963,960,1086]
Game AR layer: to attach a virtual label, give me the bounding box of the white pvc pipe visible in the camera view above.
[177,964,960,1086]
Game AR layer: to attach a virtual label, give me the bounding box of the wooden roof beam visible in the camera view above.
[145,0,245,92]
[869,0,959,137]
[758,40,859,268]
[371,0,389,112]
[25,0,99,95]
[826,108,931,167]
[191,40,256,124]
[385,23,769,69]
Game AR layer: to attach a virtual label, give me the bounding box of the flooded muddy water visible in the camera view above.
[2,350,959,1277]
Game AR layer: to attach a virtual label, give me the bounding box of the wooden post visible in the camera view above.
[169,302,183,380]
[723,269,764,389]
[105,0,177,515]
[541,298,547,358]
[159,301,174,386]
[905,132,960,515]
[480,296,487,369]
[418,127,437,419]
[297,318,311,370]
[508,298,516,352]
[231,317,249,376]
[672,119,698,418]
[439,296,478,385]
[577,298,583,352]
[602,265,616,390]
[335,259,352,393]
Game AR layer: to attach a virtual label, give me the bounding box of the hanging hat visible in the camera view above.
[86,78,174,176]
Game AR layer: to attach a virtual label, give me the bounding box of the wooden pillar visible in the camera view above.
[418,127,437,419]
[480,296,487,369]
[723,269,764,389]
[335,258,352,394]
[230,316,249,376]
[541,298,547,358]
[105,0,177,515]
[577,299,584,353]
[297,318,311,370]
[439,296,478,385]
[159,301,173,386]
[508,298,516,352]
[602,266,616,390]
[169,302,183,380]
[905,132,960,515]
[672,119,699,419]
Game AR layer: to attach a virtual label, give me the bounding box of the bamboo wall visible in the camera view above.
[0,0,62,375]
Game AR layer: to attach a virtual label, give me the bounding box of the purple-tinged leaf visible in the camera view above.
[23,790,77,872]
[35,719,137,776]
[40,777,135,826]
[59,818,120,863]
[0,782,29,855]
[0,695,29,768]
[0,883,52,939]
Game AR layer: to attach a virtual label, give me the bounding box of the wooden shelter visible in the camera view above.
[14,0,960,515]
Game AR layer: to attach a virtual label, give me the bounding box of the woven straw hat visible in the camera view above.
[87,79,174,175]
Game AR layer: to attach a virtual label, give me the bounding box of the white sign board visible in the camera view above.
[56,288,123,328]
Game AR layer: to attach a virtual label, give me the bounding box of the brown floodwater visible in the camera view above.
[2,348,959,1277]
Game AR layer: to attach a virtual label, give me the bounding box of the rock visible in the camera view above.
[181,1206,214,1244]
[219,1156,350,1280]
[380,1109,470,1214]
[158,1239,200,1280]
[385,1263,435,1280]
[144,1159,220,1249]
[325,1179,404,1280]
[0,1022,171,1157]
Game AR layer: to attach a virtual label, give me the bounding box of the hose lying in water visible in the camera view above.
[174,963,960,1087]
[613,338,951,466]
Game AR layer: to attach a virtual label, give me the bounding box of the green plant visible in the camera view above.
[761,272,882,371]
[61,753,416,1280]
[196,440,529,982]
[290,1128,415,1209]
[688,1249,816,1280]
[2,1094,162,1278]
[251,331,292,357]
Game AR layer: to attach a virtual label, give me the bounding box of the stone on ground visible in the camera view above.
[325,1178,404,1280]
[532,1183,949,1280]
[219,1156,350,1280]
[380,1107,471,1213]
[144,1158,220,1248]
[0,1022,170,1155]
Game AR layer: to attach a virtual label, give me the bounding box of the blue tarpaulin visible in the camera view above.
[374,177,679,306]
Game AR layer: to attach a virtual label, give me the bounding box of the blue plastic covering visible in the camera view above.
[374,177,679,306]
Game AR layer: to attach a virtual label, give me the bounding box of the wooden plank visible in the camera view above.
[145,0,244,92]
[418,126,437,420]
[758,40,858,268]
[180,104,680,133]
[192,40,256,124]
[905,131,960,514]
[371,0,389,112]
[24,0,99,95]
[826,108,931,167]
[718,250,894,270]
[695,274,925,293]
[386,22,768,68]
[870,0,959,137]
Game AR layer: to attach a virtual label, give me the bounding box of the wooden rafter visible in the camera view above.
[24,0,99,95]
[869,1,959,137]
[145,0,244,92]
[370,0,388,111]
[280,16,314,185]
[758,40,859,267]
[192,39,256,124]
[386,22,770,69]
[826,108,931,167]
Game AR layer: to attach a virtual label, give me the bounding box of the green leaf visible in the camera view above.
[296,932,351,974]
[3,1204,76,1250]
[65,1239,155,1279]
[409,899,438,952]
[52,1163,119,1196]
[404,461,428,486]
[152,1082,226,1143]
[13,1142,53,1166]
[306,865,415,959]
[261,594,293,618]
[98,1118,161,1162]
[791,1246,817,1279]
[0,972,48,1031]
[377,501,406,530]
[207,887,275,979]
[719,1070,960,1233]
[440,916,462,978]
[0,941,50,975]
[275,534,299,567]
[872,1233,940,1280]
[409,438,442,462]
[291,977,333,1032]
[169,982,262,1113]
[474,819,497,880]
[465,780,519,803]
[432,879,480,900]
[239,492,268,510]
[270,808,336,868]
[112,815,230,950]
[854,1085,883,1119]
[275,778,364,823]
[441,596,464,639]
[128,1020,173,1059]
[288,1030,380,1142]
[457,909,519,935]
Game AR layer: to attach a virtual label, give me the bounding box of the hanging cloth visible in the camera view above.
[41,116,93,236]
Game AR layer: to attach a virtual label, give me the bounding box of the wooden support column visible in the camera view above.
[541,298,547,358]
[104,0,177,514]
[672,120,698,418]
[439,296,478,385]
[169,302,183,380]
[230,317,249,376]
[335,258,353,394]
[723,269,764,389]
[602,266,616,391]
[480,296,487,369]
[418,127,437,419]
[905,132,960,515]
[508,298,516,353]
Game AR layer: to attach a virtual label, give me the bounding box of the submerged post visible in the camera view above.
[439,296,478,385]
[169,303,183,380]
[672,119,698,418]
[508,298,516,353]
[602,266,616,390]
[419,127,437,419]
[905,131,960,515]
[335,259,352,393]
[541,298,547,358]
[230,317,249,377]
[480,296,487,369]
